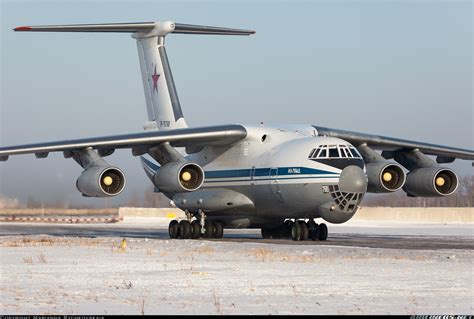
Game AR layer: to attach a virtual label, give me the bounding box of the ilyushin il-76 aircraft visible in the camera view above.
[1,21,473,241]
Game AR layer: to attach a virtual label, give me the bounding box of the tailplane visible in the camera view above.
[14,21,255,131]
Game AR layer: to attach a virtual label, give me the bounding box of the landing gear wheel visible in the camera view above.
[204,221,214,238]
[318,223,328,241]
[285,220,294,239]
[212,223,217,237]
[168,220,179,239]
[261,228,272,239]
[179,220,192,239]
[191,220,201,239]
[309,222,319,241]
[299,221,309,241]
[291,222,301,241]
[214,222,224,238]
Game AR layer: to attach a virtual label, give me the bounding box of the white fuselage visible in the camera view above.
[141,124,367,228]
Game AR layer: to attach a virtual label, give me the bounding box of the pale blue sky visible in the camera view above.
[0,0,472,206]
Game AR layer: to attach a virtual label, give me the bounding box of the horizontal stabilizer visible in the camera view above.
[14,22,156,33]
[14,21,255,36]
[173,23,255,35]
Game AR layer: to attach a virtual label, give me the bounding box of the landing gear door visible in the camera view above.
[269,168,285,203]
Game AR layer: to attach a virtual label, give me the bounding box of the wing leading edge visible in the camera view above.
[0,125,247,161]
[313,126,474,163]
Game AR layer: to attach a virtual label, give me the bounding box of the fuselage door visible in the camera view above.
[269,167,285,203]
[250,166,256,185]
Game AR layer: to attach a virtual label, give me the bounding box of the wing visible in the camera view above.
[0,125,247,161]
[313,126,474,163]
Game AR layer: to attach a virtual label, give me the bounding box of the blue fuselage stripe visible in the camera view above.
[205,167,337,179]
[140,157,338,184]
[204,176,339,183]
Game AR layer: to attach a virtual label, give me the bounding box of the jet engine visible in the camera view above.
[153,162,204,193]
[366,162,406,193]
[403,167,458,197]
[76,166,126,197]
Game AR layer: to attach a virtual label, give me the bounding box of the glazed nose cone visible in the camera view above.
[339,165,367,193]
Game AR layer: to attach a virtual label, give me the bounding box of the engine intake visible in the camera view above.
[76,166,126,197]
[153,162,204,193]
[366,163,406,193]
[403,167,458,197]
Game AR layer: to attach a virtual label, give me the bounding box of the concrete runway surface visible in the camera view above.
[1,218,473,315]
[0,219,472,250]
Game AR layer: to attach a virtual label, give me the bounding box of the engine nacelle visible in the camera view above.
[366,162,406,193]
[403,167,458,197]
[153,162,204,193]
[76,166,126,197]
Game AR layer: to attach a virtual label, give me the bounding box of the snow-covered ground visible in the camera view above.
[0,220,473,315]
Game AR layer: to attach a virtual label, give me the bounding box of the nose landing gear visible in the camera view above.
[168,210,224,239]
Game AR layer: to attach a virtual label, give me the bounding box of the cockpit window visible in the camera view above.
[339,145,350,158]
[318,148,328,158]
[309,144,362,159]
[328,146,339,158]
[349,146,361,158]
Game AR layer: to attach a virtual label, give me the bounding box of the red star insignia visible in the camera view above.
[152,65,160,92]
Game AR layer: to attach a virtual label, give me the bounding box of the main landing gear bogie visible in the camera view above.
[168,219,224,240]
[290,221,328,241]
[260,219,328,241]
[261,221,292,239]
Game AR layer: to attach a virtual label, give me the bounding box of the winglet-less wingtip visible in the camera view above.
[14,26,32,31]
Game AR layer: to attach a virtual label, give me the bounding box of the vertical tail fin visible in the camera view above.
[14,21,255,131]
[135,35,186,130]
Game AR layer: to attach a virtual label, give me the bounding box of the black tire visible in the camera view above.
[261,228,272,239]
[291,222,301,241]
[214,222,224,238]
[307,219,317,228]
[318,223,328,241]
[212,223,217,238]
[285,221,294,238]
[179,220,192,239]
[204,221,214,238]
[309,222,319,241]
[299,221,309,241]
[191,220,201,239]
[168,220,179,239]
